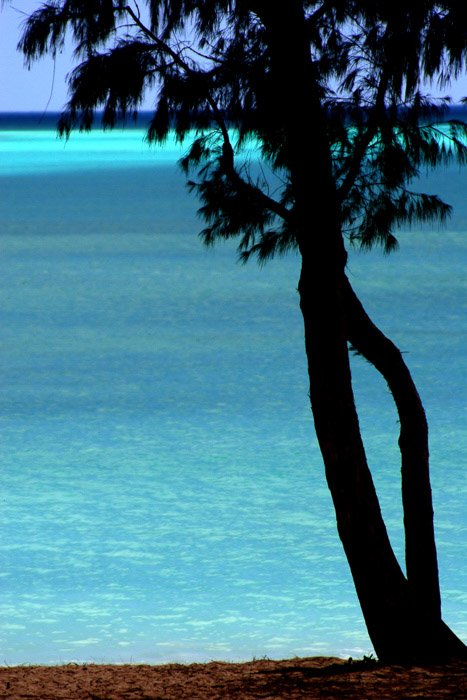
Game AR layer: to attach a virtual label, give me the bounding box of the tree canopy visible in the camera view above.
[19,1,467,258]
[18,0,467,663]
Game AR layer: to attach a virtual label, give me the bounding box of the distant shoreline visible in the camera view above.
[2,104,467,130]
[0,111,155,130]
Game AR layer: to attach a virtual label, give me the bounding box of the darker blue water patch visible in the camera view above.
[2,105,467,129]
[0,111,157,130]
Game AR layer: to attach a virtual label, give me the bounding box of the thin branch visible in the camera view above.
[337,68,390,203]
[184,45,229,66]
[123,3,291,224]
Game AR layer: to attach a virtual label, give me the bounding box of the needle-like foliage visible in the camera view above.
[19,1,467,261]
[18,1,467,663]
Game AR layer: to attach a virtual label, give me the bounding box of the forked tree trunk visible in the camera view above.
[344,276,440,611]
[342,276,467,660]
[255,0,466,663]
[298,256,466,661]
[298,251,409,661]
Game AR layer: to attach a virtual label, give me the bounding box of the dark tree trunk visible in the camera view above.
[257,0,410,660]
[343,276,467,660]
[298,253,408,661]
[253,0,466,663]
[298,256,467,662]
[343,276,440,612]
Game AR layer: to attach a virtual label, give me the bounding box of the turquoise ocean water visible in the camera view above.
[1,115,466,664]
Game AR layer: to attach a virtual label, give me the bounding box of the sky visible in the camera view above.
[1,1,72,111]
[0,1,153,112]
[2,1,467,113]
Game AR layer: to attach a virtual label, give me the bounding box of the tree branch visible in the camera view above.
[123,4,291,224]
[337,69,390,204]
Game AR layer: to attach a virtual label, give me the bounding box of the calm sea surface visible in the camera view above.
[1,116,466,664]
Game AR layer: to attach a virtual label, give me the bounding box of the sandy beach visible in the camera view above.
[1,656,466,699]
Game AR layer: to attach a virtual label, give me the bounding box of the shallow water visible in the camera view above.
[1,121,465,664]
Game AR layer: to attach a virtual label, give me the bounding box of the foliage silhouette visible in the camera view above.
[19,0,467,662]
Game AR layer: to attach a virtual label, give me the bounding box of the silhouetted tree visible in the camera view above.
[20,0,467,662]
